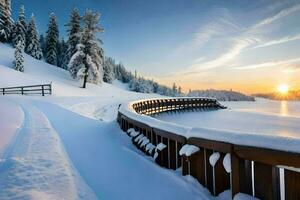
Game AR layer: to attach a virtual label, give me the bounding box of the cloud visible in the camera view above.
[194,17,240,47]
[166,2,300,83]
[252,3,300,29]
[233,58,300,70]
[252,33,300,49]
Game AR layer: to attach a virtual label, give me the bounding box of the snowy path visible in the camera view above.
[0,98,96,200]
[33,100,215,200]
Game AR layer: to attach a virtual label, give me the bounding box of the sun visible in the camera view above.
[277,84,289,94]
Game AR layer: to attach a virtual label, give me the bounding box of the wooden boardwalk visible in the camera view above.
[118,97,300,200]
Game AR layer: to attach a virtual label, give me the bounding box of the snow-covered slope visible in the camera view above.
[0,43,137,97]
[0,44,226,199]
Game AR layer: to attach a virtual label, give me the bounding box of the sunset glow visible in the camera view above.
[277,84,290,94]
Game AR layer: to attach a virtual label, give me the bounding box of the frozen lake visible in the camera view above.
[154,98,300,139]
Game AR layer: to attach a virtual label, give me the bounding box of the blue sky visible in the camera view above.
[12,0,300,93]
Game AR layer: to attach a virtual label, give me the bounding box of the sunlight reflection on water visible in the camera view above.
[280,101,289,117]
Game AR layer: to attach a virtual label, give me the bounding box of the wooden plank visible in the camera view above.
[214,153,230,196]
[152,128,187,144]
[188,137,232,153]
[205,149,214,195]
[235,145,300,168]
[169,139,177,170]
[189,149,205,185]
[162,137,169,168]
[177,142,183,168]
[285,169,300,200]
[254,162,280,200]
[182,156,189,176]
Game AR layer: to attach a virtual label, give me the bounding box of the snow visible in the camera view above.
[0,43,291,200]
[145,143,156,153]
[233,193,259,200]
[0,44,220,199]
[179,144,200,157]
[0,98,24,158]
[154,99,300,154]
[0,98,96,200]
[209,152,220,167]
[223,153,231,173]
[156,143,167,151]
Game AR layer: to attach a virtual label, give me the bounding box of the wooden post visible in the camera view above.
[190,150,206,185]
[214,153,230,195]
[3,88,5,95]
[50,83,52,95]
[21,87,24,95]
[169,139,177,170]
[254,162,280,200]
[42,85,45,96]
[205,149,214,194]
[285,169,300,200]
[231,155,253,197]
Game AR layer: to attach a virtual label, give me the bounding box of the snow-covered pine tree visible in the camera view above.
[0,0,13,42]
[68,44,86,79]
[80,10,104,86]
[11,21,25,47]
[39,34,46,55]
[26,15,43,60]
[57,39,68,68]
[64,8,81,69]
[11,5,26,47]
[45,13,59,65]
[13,41,25,72]
[57,38,68,69]
[103,57,115,83]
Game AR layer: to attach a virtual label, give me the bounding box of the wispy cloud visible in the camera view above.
[252,3,300,28]
[252,33,300,49]
[179,3,300,74]
[194,16,240,47]
[188,37,258,71]
[234,58,300,70]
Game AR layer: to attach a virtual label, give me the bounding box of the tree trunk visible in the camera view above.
[82,66,88,88]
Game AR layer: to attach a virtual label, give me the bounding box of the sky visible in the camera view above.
[12,0,300,94]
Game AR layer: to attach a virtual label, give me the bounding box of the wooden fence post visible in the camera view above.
[285,169,300,200]
[42,85,45,96]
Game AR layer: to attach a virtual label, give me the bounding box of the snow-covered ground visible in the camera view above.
[0,44,231,200]
[154,99,300,153]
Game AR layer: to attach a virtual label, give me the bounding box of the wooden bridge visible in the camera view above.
[118,97,300,200]
[0,83,52,96]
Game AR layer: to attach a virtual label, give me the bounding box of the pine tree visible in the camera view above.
[39,34,46,55]
[80,10,104,87]
[11,5,26,47]
[64,8,81,69]
[26,15,43,60]
[45,13,59,65]
[57,38,68,68]
[0,0,14,42]
[68,44,86,79]
[11,21,25,47]
[103,57,114,83]
[13,41,25,72]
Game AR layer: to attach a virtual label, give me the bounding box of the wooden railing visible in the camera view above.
[118,98,300,200]
[0,83,52,96]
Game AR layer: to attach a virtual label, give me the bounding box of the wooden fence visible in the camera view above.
[118,97,300,200]
[0,83,52,96]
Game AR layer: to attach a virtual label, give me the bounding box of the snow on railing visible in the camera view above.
[117,97,300,200]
